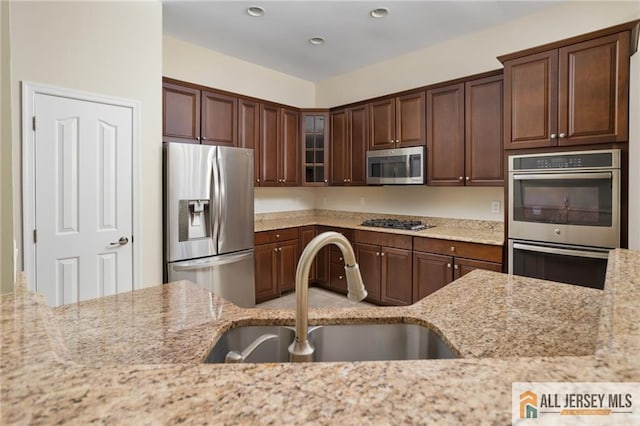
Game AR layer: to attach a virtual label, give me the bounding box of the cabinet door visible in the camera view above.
[349,104,369,185]
[369,99,396,150]
[302,113,329,186]
[277,239,299,294]
[299,226,316,281]
[255,243,278,303]
[201,91,237,146]
[162,82,200,143]
[259,104,280,186]
[465,75,504,186]
[330,109,348,185]
[396,92,425,148]
[412,252,453,302]
[381,247,412,306]
[280,108,300,186]
[504,50,558,149]
[315,226,331,287]
[453,257,503,280]
[558,32,630,146]
[238,99,260,186]
[329,261,348,293]
[355,243,381,303]
[427,83,465,186]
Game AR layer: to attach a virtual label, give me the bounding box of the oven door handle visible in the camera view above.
[512,243,610,259]
[512,172,612,181]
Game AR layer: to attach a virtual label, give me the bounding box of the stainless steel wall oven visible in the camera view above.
[508,149,621,289]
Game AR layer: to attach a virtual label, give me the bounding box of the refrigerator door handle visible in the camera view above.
[172,251,255,271]
[211,147,221,253]
[216,149,225,247]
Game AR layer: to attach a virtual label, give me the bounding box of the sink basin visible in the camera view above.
[204,323,456,363]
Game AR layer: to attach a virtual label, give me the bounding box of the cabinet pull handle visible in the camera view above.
[450,246,455,252]
[339,257,343,261]
[447,263,451,268]
[550,133,557,139]
[465,177,470,181]
[196,136,201,141]
[376,252,380,256]
[454,265,459,270]
[273,248,278,252]
[278,247,282,252]
[381,252,385,257]
[559,133,566,138]
[202,136,207,141]
[458,176,463,181]
[256,178,260,183]
[339,275,344,280]
[276,234,280,239]
[324,179,328,183]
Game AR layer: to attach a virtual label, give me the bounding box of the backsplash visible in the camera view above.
[255,186,504,222]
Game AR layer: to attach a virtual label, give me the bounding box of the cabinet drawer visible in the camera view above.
[255,227,300,245]
[318,226,354,242]
[413,237,502,263]
[355,230,412,249]
[331,248,346,264]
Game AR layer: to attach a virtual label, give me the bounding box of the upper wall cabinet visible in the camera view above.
[238,98,260,185]
[259,105,300,186]
[501,26,635,149]
[369,92,425,150]
[163,82,201,143]
[330,105,368,186]
[163,80,238,147]
[301,112,329,186]
[426,73,504,186]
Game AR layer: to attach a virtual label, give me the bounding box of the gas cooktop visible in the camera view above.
[360,218,434,231]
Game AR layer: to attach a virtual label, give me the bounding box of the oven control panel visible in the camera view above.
[510,149,620,172]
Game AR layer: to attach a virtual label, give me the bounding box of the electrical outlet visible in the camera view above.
[491,201,501,214]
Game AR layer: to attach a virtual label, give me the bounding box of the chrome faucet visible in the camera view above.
[288,231,368,362]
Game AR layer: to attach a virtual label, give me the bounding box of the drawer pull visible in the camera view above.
[450,246,455,252]
[447,263,451,268]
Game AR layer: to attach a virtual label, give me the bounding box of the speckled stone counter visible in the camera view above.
[255,209,505,246]
[2,249,639,424]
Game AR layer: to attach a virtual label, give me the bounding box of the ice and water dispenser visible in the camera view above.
[178,199,210,241]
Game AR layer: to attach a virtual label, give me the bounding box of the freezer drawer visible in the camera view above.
[167,250,256,308]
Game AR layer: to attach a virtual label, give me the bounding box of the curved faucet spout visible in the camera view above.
[288,231,368,362]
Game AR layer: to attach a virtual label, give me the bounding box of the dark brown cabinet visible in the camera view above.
[369,92,425,150]
[299,225,316,280]
[427,74,503,186]
[302,113,329,186]
[502,31,630,149]
[238,98,260,185]
[254,228,299,303]
[201,91,237,146]
[330,105,368,186]
[163,80,238,147]
[354,230,413,306]
[259,105,300,186]
[412,237,502,302]
[162,82,201,143]
[314,227,354,294]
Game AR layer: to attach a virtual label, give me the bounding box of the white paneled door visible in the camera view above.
[33,93,133,306]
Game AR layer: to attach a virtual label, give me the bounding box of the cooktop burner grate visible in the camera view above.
[360,218,434,231]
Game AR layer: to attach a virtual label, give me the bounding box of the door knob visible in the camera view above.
[110,236,129,246]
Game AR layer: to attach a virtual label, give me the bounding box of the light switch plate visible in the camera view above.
[491,200,501,214]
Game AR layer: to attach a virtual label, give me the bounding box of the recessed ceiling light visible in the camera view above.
[247,6,265,17]
[309,36,325,45]
[370,7,389,18]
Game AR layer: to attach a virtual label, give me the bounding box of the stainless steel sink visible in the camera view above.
[204,323,456,364]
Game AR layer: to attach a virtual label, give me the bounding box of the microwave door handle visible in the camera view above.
[512,243,610,260]
[513,172,612,181]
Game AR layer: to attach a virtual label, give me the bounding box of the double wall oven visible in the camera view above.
[508,149,621,289]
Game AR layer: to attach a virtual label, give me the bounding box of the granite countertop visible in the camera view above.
[255,209,505,246]
[2,249,638,424]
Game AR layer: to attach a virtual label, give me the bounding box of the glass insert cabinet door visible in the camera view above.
[302,112,329,185]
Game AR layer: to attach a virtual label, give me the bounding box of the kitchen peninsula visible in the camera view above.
[2,249,638,424]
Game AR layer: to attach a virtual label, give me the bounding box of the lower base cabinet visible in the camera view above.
[412,237,502,302]
[315,226,355,294]
[354,230,413,306]
[254,228,299,303]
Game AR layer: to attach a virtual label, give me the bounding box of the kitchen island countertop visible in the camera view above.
[1,249,638,424]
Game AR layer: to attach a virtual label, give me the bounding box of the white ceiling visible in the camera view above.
[163,1,561,82]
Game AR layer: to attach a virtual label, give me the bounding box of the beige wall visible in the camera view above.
[9,2,163,288]
[316,1,640,107]
[1,1,14,294]
[629,50,639,250]
[163,36,315,108]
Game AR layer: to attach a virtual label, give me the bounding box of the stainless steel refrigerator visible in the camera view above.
[163,142,255,307]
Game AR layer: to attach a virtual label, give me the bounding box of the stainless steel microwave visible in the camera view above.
[366,146,425,185]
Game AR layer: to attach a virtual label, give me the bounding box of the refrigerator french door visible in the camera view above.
[164,143,255,307]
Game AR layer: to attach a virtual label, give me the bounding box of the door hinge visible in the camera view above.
[32,116,36,131]
[33,229,37,243]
